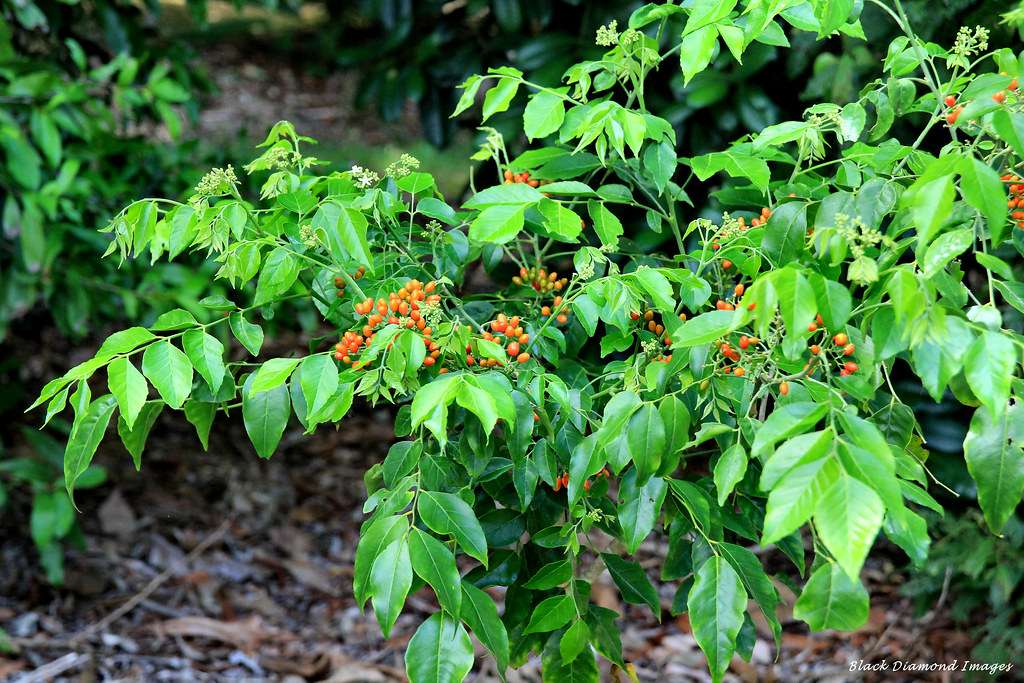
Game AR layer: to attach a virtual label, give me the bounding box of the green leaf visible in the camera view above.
[690,147,770,191]
[141,340,193,410]
[253,246,301,306]
[107,357,148,430]
[810,273,852,330]
[64,395,118,503]
[713,443,747,506]
[560,620,591,664]
[751,402,829,458]
[405,612,474,683]
[680,24,718,85]
[409,527,462,616]
[354,515,409,608]
[762,452,840,544]
[792,562,869,630]
[587,200,624,249]
[959,155,1008,244]
[524,559,573,589]
[117,401,163,470]
[461,581,510,671]
[718,542,782,644]
[643,140,676,193]
[229,312,264,356]
[537,198,582,242]
[31,490,74,547]
[524,594,575,634]
[964,401,1024,534]
[524,91,566,140]
[418,490,488,566]
[617,468,668,554]
[469,205,526,244]
[151,308,198,331]
[184,400,215,450]
[921,227,973,278]
[397,172,435,195]
[369,537,412,637]
[299,354,339,426]
[760,430,833,490]
[993,109,1024,157]
[762,202,807,266]
[905,173,954,256]
[482,77,521,121]
[602,553,660,617]
[626,403,665,483]
[688,556,747,683]
[182,330,225,393]
[249,358,301,396]
[813,0,854,36]
[241,374,290,458]
[964,330,1016,419]
[814,472,884,579]
[672,309,744,348]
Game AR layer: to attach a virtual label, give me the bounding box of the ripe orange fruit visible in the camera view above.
[779,381,789,396]
[994,91,1007,104]
[833,332,848,345]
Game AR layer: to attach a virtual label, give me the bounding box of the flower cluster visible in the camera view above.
[386,153,421,179]
[351,165,381,189]
[190,165,238,203]
[595,20,619,47]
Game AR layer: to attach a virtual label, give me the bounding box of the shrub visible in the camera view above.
[30,1,1024,680]
[0,5,211,339]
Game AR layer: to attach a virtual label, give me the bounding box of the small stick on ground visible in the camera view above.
[69,518,232,645]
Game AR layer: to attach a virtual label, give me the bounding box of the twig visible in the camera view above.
[18,653,90,683]
[69,519,232,645]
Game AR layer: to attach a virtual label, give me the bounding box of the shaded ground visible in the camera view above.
[0,390,985,682]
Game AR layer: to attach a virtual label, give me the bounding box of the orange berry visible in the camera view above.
[507,342,520,356]
[810,344,821,355]
[779,381,789,396]
[994,91,1007,104]
[556,314,568,324]
[1010,78,1019,91]
[808,323,818,332]
[734,283,745,296]
[541,306,551,316]
[734,367,745,377]
[944,94,957,107]
[843,343,856,356]
[833,332,848,345]
[423,356,435,367]
[844,361,858,374]
[517,352,530,364]
[644,310,654,321]
[722,259,733,269]
[630,310,640,320]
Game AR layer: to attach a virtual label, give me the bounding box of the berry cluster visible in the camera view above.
[471,313,531,366]
[630,308,681,363]
[552,467,611,492]
[715,332,762,377]
[512,266,568,293]
[503,169,540,187]
[806,326,859,376]
[540,295,572,326]
[945,77,1018,125]
[714,283,755,312]
[709,207,773,269]
[332,265,366,298]
[336,279,442,369]
[1003,173,1024,229]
